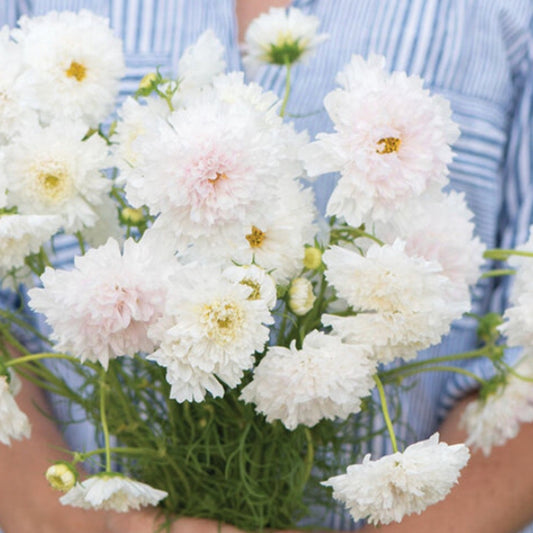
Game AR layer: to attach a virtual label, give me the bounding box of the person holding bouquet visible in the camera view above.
[0,1,532,532]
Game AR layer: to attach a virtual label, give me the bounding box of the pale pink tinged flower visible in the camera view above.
[29,238,173,369]
[301,54,459,227]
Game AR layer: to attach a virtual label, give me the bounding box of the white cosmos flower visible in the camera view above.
[242,7,329,77]
[376,191,486,299]
[461,356,533,456]
[60,474,167,512]
[29,238,173,370]
[0,373,31,446]
[222,264,278,310]
[241,330,375,429]
[301,54,459,227]
[3,119,110,233]
[228,179,317,284]
[124,95,292,248]
[323,433,470,525]
[0,214,62,278]
[0,26,33,144]
[13,10,125,126]
[114,96,168,171]
[499,229,533,348]
[147,263,273,402]
[170,29,226,107]
[323,241,469,363]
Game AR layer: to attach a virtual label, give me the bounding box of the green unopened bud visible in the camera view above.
[288,277,315,316]
[45,462,77,492]
[121,207,145,225]
[303,247,322,270]
[139,72,157,90]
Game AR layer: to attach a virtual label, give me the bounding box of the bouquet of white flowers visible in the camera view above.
[1,7,532,532]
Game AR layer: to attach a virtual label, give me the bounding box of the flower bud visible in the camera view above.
[303,247,322,270]
[139,72,157,90]
[121,207,144,225]
[45,462,77,492]
[288,277,315,316]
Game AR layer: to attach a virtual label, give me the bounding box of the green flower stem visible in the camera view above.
[5,352,80,367]
[481,269,516,278]
[373,374,398,453]
[302,427,315,486]
[500,360,533,383]
[99,369,112,473]
[378,347,489,383]
[484,248,533,261]
[74,446,164,463]
[386,365,487,385]
[330,227,385,247]
[279,63,292,118]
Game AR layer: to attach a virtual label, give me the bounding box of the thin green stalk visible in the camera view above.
[5,352,80,367]
[484,248,533,260]
[481,269,516,278]
[387,365,487,385]
[378,347,489,382]
[373,374,398,453]
[99,370,112,473]
[75,446,164,463]
[279,63,292,117]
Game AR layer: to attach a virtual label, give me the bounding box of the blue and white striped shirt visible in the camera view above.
[1,1,532,530]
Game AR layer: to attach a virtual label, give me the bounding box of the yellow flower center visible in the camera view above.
[246,226,266,248]
[32,161,72,204]
[376,137,401,154]
[240,279,262,300]
[211,172,228,182]
[201,299,244,345]
[65,61,87,82]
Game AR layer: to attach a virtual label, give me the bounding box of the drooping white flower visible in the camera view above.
[323,241,469,363]
[59,474,167,512]
[242,7,329,77]
[29,238,173,369]
[147,263,273,402]
[0,373,31,446]
[323,433,470,525]
[13,10,125,126]
[3,119,111,233]
[461,356,533,456]
[222,264,278,310]
[301,54,459,227]
[0,214,62,283]
[241,330,375,429]
[288,277,315,316]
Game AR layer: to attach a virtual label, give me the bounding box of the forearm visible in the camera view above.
[0,368,111,532]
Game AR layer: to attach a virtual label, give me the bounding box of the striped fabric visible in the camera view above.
[2,0,533,530]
